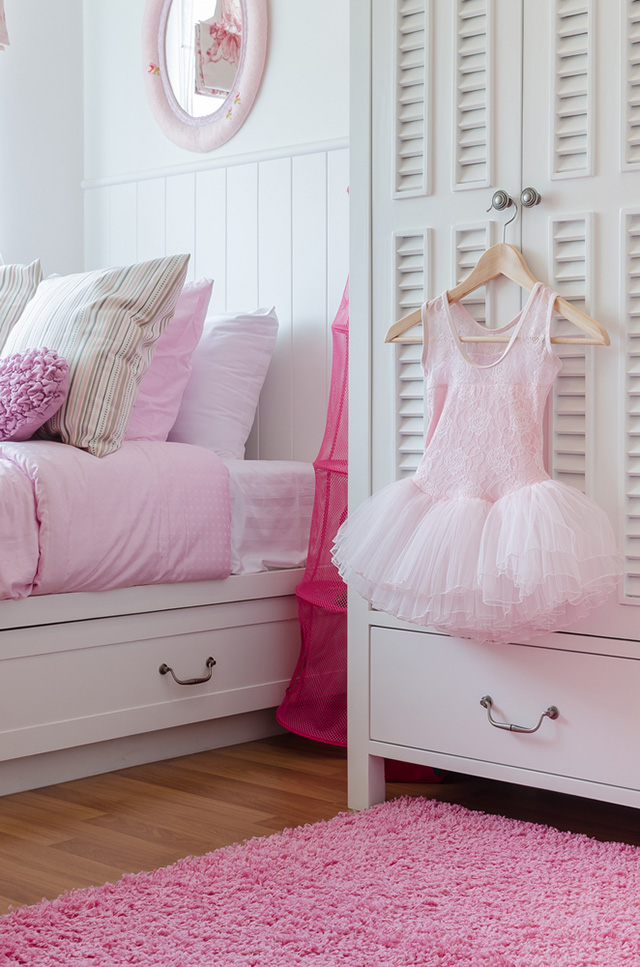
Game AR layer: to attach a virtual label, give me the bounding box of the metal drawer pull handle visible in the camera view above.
[159,656,216,685]
[480,695,559,734]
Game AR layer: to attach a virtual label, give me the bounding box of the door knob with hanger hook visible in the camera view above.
[486,190,519,243]
[384,181,609,345]
[486,189,513,213]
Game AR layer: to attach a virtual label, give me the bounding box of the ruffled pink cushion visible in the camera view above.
[0,348,69,442]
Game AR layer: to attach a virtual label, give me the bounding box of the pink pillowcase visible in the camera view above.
[0,348,69,442]
[125,278,214,442]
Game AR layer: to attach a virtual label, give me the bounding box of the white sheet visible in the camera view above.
[224,460,315,574]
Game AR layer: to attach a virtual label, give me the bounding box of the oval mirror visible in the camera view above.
[142,0,268,153]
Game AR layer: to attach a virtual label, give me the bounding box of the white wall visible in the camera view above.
[0,2,348,273]
[81,2,350,464]
[0,0,84,275]
[83,0,349,184]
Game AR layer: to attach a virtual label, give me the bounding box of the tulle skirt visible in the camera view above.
[331,477,621,643]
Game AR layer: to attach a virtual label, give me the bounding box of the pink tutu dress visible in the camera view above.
[332,282,621,643]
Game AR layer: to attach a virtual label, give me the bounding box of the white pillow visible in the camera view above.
[168,307,278,459]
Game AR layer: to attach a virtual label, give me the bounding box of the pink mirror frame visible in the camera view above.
[142,0,268,153]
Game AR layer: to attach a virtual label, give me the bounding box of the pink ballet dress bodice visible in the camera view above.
[332,281,620,643]
[414,282,561,501]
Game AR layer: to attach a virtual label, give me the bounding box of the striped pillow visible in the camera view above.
[1,254,190,457]
[0,260,42,350]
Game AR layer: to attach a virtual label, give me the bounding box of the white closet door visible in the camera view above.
[370,0,523,493]
[521,0,640,638]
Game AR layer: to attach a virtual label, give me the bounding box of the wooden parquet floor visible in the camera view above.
[1,731,640,914]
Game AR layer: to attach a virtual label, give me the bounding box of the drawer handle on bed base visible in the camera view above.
[159,657,217,685]
[479,695,559,734]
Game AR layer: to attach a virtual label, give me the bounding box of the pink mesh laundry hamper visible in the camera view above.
[276,281,443,785]
[276,282,349,746]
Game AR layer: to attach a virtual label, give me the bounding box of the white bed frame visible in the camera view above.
[0,142,349,796]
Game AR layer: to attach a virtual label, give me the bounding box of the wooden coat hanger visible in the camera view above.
[385,242,610,346]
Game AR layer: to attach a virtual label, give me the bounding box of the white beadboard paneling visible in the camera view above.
[250,157,294,460]
[83,146,348,463]
[395,0,429,196]
[552,0,593,178]
[84,187,110,272]
[257,158,293,314]
[454,0,491,189]
[195,168,227,312]
[548,214,593,495]
[165,174,196,281]
[327,148,350,400]
[291,152,329,464]
[109,182,137,267]
[327,148,350,327]
[622,209,640,600]
[226,164,259,309]
[137,178,166,262]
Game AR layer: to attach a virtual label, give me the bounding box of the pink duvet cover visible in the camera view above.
[0,440,232,599]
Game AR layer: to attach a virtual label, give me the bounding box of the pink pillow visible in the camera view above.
[125,278,214,442]
[0,348,69,442]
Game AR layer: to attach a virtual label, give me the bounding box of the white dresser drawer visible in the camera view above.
[370,626,640,790]
[0,598,300,761]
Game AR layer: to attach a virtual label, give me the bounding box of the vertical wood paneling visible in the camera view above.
[327,148,350,332]
[454,0,491,188]
[395,0,429,196]
[194,168,227,313]
[109,183,137,267]
[257,158,293,313]
[292,153,328,464]
[326,148,350,406]
[250,157,294,460]
[226,164,259,309]
[84,187,110,271]
[84,147,348,464]
[137,179,166,262]
[622,209,640,600]
[165,174,196,281]
[548,214,593,494]
[394,230,429,478]
[552,0,592,178]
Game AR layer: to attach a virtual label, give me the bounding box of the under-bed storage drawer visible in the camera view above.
[0,596,300,761]
[370,626,640,790]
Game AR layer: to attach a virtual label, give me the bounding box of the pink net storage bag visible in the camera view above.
[276,282,443,782]
[276,282,349,745]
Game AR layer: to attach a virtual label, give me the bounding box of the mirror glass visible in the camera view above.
[165,0,243,119]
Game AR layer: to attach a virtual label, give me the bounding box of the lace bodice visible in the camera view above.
[413,283,562,501]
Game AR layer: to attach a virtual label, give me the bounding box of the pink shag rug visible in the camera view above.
[2,797,640,966]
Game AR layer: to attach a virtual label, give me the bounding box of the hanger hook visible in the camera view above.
[485,190,520,244]
[501,202,519,243]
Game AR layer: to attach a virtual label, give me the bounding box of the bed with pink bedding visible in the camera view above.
[0,438,314,797]
[0,260,316,796]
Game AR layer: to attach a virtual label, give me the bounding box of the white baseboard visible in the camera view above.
[0,709,286,797]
